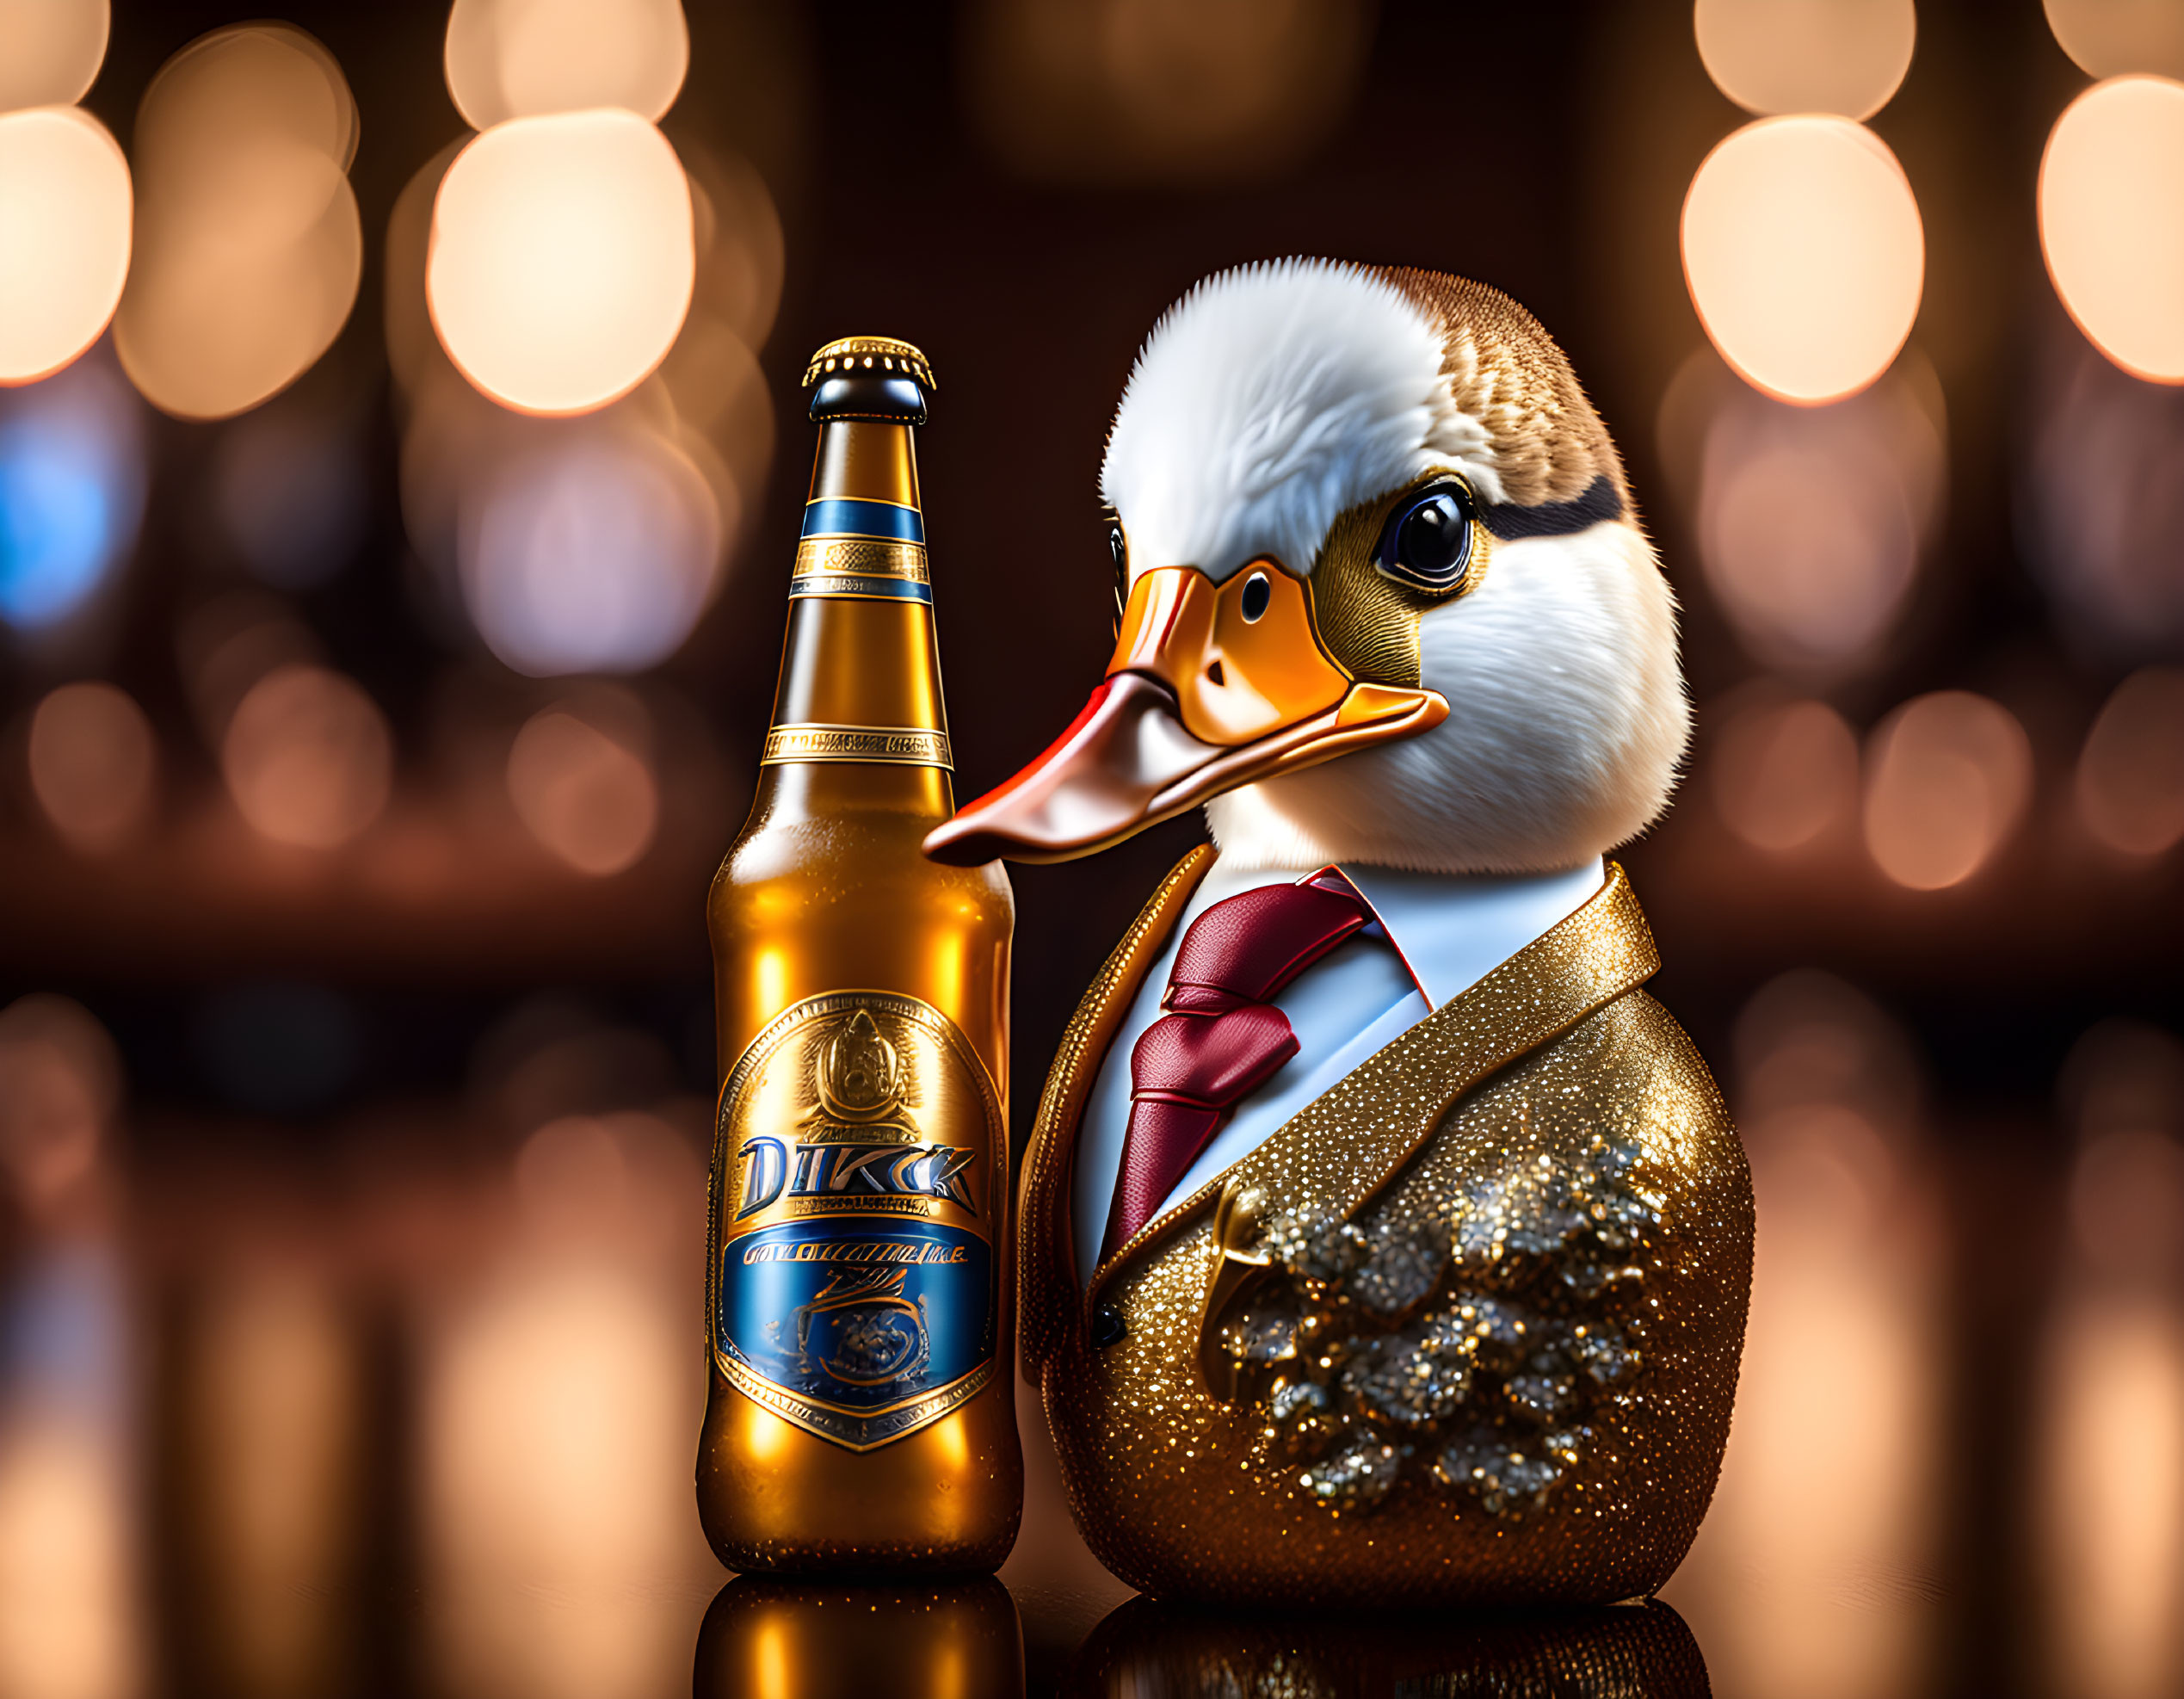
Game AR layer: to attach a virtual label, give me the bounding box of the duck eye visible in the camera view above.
[1240,571,1271,622]
[1107,522,1128,623]
[1376,483,1476,595]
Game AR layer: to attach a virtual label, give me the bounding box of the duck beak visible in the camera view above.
[923,564,1447,866]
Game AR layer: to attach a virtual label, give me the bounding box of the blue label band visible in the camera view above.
[800,498,926,545]
[789,574,935,603]
[716,1223,995,1449]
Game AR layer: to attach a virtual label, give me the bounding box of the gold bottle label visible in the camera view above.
[760,725,953,768]
[788,540,934,605]
[707,992,1002,1451]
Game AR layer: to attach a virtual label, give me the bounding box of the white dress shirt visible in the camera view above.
[1071,856,1606,1287]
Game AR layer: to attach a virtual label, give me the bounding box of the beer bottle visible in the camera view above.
[698,337,1021,1572]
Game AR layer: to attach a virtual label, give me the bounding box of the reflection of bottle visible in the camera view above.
[1064,1596,1710,1697]
[699,338,1021,1572]
[694,1577,1025,1699]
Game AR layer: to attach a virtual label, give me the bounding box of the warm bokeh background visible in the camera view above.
[4,2,2184,1695]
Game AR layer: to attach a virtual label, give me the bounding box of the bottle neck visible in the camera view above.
[756,417,953,821]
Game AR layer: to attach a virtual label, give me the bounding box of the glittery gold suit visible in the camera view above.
[1020,849,1753,1606]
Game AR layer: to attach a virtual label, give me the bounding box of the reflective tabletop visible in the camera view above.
[3,998,2177,1698]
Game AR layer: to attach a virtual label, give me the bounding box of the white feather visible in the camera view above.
[1100,260,1500,584]
[1203,522,1690,874]
[1103,259,1688,874]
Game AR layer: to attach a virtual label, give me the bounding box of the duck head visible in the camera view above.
[923,259,1689,875]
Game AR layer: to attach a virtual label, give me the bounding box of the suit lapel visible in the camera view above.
[1086,861,1661,1317]
[1019,845,1213,1381]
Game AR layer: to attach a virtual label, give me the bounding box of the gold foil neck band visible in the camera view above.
[803,337,936,392]
[793,539,930,583]
[762,723,953,769]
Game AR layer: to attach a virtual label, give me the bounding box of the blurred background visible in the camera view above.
[3,0,2183,1695]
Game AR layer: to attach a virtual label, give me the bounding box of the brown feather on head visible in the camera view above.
[1369,266,1630,513]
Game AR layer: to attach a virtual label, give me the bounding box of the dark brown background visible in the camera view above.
[3,4,2179,1696]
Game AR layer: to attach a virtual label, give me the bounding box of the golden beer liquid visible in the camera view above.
[699,340,1021,1573]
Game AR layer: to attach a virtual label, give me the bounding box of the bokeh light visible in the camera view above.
[0,993,138,1696]
[388,131,766,677]
[1674,349,1944,672]
[422,1109,711,1699]
[2077,668,2184,857]
[185,1274,358,1699]
[176,592,322,748]
[1704,431,1916,664]
[1863,691,2033,890]
[1666,971,1938,1697]
[384,141,466,398]
[0,0,109,111]
[0,108,131,387]
[2022,320,2184,662]
[0,993,120,1220]
[1711,695,1860,852]
[2042,1251,2184,1699]
[507,699,658,876]
[2045,0,2184,82]
[0,352,147,631]
[657,309,766,436]
[1694,0,1916,120]
[2064,1024,2184,1280]
[425,1265,690,1699]
[456,411,726,674]
[0,1420,141,1699]
[677,147,784,355]
[220,663,392,850]
[965,0,1374,186]
[397,134,781,414]
[1682,115,1925,404]
[654,310,770,525]
[445,0,688,130]
[2039,75,2184,385]
[657,146,782,519]
[28,682,155,854]
[130,21,356,184]
[2040,1022,2184,1699]
[114,23,362,420]
[427,110,695,417]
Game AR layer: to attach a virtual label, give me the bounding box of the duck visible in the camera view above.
[924,258,1754,1608]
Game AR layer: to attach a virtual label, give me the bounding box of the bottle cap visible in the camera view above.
[802,337,936,392]
[804,337,934,424]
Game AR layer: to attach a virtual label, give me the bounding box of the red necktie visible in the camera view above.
[1101,874,1371,1260]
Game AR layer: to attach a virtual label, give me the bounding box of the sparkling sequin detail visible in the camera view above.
[1217,1128,1661,1520]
